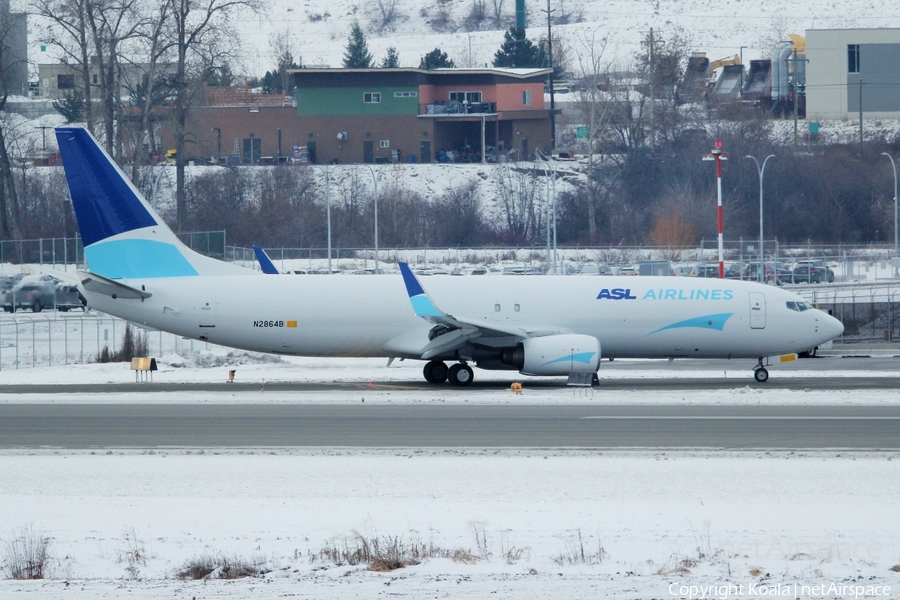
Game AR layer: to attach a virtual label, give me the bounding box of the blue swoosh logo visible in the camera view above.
[542,352,597,366]
[647,313,734,335]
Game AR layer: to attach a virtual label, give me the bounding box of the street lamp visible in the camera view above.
[745,154,775,282]
[321,166,332,273]
[881,152,899,269]
[365,165,380,273]
[536,149,559,273]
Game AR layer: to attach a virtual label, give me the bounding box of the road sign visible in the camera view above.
[576,126,589,139]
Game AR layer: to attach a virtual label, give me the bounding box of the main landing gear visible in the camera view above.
[753,358,769,383]
[423,360,474,386]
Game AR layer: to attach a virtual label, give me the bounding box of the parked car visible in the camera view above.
[615,265,638,276]
[741,262,787,285]
[724,262,747,280]
[578,264,613,276]
[691,264,720,278]
[3,275,57,312]
[792,260,835,284]
[771,262,795,284]
[54,284,85,312]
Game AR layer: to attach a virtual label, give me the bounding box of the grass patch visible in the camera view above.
[315,531,487,572]
[175,552,269,580]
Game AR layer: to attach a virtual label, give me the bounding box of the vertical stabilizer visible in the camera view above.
[56,127,249,279]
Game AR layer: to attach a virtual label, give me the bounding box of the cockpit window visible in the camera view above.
[786,301,812,312]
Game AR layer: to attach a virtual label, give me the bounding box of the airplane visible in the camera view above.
[56,126,844,386]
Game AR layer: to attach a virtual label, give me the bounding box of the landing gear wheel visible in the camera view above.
[423,360,449,384]
[448,363,474,386]
[754,368,769,383]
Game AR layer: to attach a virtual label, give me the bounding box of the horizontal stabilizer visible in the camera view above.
[79,271,152,300]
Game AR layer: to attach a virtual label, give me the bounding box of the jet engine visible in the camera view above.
[500,334,601,376]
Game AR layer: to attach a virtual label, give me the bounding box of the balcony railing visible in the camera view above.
[422,101,497,115]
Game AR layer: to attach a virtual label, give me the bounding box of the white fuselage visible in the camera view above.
[82,274,842,362]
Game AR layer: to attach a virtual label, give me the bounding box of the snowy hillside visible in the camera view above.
[22,0,900,80]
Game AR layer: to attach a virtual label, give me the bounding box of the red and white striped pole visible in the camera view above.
[703,142,728,278]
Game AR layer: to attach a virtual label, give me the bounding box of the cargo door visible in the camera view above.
[749,292,766,329]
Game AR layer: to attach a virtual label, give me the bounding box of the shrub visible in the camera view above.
[2,525,53,580]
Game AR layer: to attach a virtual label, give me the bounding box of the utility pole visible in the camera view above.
[792,47,799,145]
[541,0,555,149]
[859,79,864,144]
[648,27,654,146]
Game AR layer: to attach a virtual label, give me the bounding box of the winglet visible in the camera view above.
[253,246,279,274]
[398,262,445,318]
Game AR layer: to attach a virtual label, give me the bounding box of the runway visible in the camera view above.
[3,404,900,449]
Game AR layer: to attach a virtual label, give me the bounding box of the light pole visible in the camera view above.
[745,154,775,282]
[327,168,333,273]
[537,149,559,273]
[365,165,380,273]
[881,152,899,270]
[703,142,728,278]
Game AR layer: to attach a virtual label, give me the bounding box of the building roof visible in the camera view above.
[289,67,552,79]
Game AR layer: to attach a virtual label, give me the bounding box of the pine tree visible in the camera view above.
[342,22,374,68]
[419,48,455,70]
[492,27,544,68]
[52,90,85,123]
[381,46,400,68]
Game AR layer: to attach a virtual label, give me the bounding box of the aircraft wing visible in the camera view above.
[398,263,565,358]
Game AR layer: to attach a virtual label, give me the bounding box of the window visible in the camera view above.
[522,90,531,106]
[393,91,417,97]
[848,44,860,74]
[363,92,381,103]
[379,140,390,148]
[57,74,75,89]
[449,91,482,103]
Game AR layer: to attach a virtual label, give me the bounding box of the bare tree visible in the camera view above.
[490,0,504,27]
[0,8,30,238]
[86,0,147,158]
[123,0,177,182]
[571,28,618,242]
[33,0,97,134]
[170,0,259,231]
[375,0,398,30]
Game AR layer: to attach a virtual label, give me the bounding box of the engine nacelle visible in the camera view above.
[500,334,601,376]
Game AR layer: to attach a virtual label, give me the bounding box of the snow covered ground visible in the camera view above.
[1,356,899,598]
[2,448,899,599]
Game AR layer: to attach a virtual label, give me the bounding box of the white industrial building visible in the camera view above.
[806,28,900,120]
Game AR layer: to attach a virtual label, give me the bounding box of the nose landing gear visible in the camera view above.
[753,358,769,383]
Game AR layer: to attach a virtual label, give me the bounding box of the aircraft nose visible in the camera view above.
[825,313,844,340]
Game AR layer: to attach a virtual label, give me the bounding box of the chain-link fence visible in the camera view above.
[796,283,900,343]
[0,312,208,371]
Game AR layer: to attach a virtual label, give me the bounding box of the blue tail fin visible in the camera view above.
[253,246,279,274]
[56,127,247,279]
